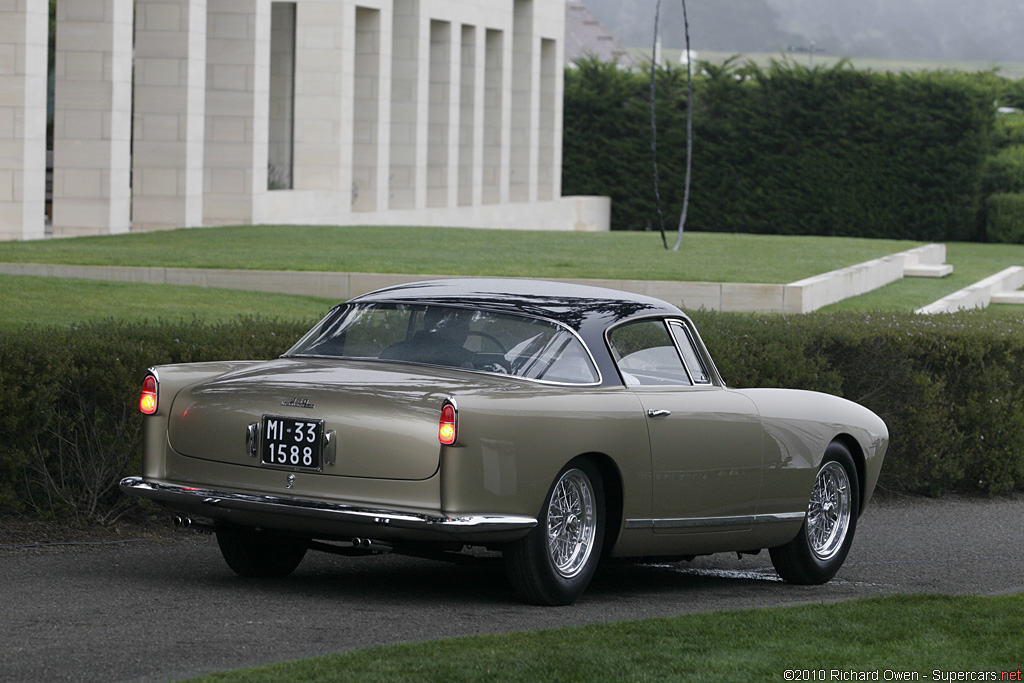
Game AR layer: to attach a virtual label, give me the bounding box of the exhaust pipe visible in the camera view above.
[172,516,214,534]
[352,537,392,553]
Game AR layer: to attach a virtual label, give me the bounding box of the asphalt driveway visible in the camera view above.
[2,493,1023,682]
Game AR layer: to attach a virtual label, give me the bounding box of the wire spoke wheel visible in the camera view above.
[806,460,852,561]
[770,442,859,585]
[504,460,605,605]
[546,469,597,579]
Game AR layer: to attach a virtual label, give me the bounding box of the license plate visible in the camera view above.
[261,415,323,471]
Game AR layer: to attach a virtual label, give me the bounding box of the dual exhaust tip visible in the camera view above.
[173,518,389,552]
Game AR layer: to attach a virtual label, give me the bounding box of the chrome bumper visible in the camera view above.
[120,476,536,543]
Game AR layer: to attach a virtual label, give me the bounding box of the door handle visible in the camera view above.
[647,409,671,418]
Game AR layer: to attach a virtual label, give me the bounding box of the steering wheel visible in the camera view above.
[466,331,507,354]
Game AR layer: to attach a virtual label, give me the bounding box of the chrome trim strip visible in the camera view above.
[624,511,806,530]
[119,476,537,535]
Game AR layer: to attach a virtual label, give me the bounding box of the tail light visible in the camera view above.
[438,399,457,445]
[139,374,158,415]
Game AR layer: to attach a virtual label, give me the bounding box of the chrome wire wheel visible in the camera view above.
[546,468,597,579]
[806,460,852,562]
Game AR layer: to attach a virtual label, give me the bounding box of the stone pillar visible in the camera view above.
[388,0,422,210]
[292,1,345,197]
[481,27,504,206]
[203,0,270,226]
[0,0,47,241]
[132,0,207,231]
[509,0,534,203]
[426,19,451,208]
[51,0,133,236]
[457,23,477,208]
[536,37,556,201]
[351,6,382,212]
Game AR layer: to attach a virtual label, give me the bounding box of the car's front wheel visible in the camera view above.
[503,459,605,606]
[216,527,308,578]
[770,441,859,584]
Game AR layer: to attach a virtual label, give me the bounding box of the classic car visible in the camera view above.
[121,278,888,605]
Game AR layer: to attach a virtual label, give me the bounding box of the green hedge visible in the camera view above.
[982,145,1024,195]
[985,193,1024,243]
[563,59,998,240]
[0,318,307,521]
[692,310,1024,496]
[3,313,1023,522]
[993,113,1024,150]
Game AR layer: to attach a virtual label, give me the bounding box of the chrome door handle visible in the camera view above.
[647,409,671,418]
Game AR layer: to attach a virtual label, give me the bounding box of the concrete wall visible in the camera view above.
[1,0,607,240]
[0,0,47,241]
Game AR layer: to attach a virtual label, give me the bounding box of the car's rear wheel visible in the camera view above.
[216,527,308,578]
[503,459,604,606]
[770,441,859,584]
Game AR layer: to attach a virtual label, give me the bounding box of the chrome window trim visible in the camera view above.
[667,319,712,385]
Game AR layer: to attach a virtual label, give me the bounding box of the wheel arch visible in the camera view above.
[573,451,624,559]
[831,433,867,517]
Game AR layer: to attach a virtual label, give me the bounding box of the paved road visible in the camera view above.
[3,494,1023,682]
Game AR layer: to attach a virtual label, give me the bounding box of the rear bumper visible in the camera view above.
[120,476,536,543]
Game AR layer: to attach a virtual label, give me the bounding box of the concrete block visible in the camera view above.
[722,283,785,313]
[991,291,1024,305]
[904,263,954,278]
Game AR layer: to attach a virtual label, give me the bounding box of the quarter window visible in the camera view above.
[608,320,692,387]
[669,320,712,384]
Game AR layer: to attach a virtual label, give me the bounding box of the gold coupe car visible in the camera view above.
[122,279,888,605]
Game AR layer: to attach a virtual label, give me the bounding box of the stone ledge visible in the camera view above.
[0,244,960,315]
[917,266,1024,314]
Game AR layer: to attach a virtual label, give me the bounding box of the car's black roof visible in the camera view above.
[351,278,684,331]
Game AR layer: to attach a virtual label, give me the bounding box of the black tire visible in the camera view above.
[503,459,605,606]
[216,528,308,578]
[770,441,860,585]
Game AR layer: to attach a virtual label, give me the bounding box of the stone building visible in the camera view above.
[0,0,608,241]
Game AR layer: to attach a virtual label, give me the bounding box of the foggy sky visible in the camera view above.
[583,0,1024,64]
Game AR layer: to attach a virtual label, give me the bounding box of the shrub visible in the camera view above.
[985,193,1024,243]
[0,318,307,521]
[4,312,1024,524]
[692,310,1024,496]
[563,60,1000,241]
[982,145,1024,195]
[993,112,1024,149]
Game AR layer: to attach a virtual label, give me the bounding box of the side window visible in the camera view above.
[669,320,712,384]
[608,320,692,387]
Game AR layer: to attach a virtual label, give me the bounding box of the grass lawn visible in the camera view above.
[824,241,1024,313]
[0,274,334,331]
[3,227,1024,324]
[0,225,924,284]
[189,593,1024,682]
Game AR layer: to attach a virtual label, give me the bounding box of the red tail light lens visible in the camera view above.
[139,374,158,415]
[438,401,457,445]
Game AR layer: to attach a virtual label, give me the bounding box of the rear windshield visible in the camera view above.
[286,303,601,385]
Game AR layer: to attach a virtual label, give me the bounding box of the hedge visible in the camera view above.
[3,313,1024,523]
[982,144,1024,195]
[0,318,308,522]
[563,58,999,240]
[993,112,1024,150]
[691,310,1024,496]
[985,193,1024,243]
